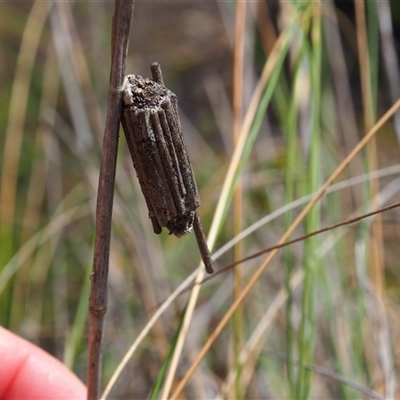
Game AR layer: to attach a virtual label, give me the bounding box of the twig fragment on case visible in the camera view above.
[120,62,214,273]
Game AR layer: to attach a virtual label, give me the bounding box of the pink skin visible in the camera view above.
[0,326,86,399]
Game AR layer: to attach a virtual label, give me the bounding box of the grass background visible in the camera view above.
[1,1,400,399]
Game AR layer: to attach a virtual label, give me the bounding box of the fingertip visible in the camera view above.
[0,326,86,399]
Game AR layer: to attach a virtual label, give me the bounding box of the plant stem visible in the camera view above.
[87,1,134,399]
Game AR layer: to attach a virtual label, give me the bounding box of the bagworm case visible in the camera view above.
[121,73,200,237]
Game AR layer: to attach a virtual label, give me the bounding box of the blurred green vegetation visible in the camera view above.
[1,1,400,399]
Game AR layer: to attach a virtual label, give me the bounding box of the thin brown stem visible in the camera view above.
[193,212,214,274]
[178,201,400,294]
[232,1,246,397]
[87,1,134,399]
[355,0,384,297]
